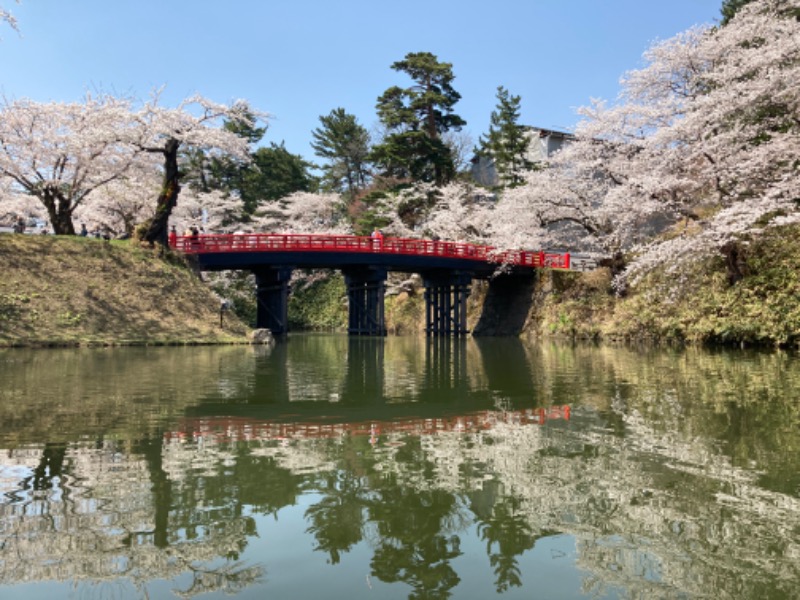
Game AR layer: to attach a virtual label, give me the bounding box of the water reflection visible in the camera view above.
[0,338,798,599]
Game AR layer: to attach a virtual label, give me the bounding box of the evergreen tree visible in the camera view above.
[222,107,267,144]
[371,52,466,186]
[477,86,532,188]
[241,142,317,213]
[311,108,371,199]
[720,0,755,24]
[185,132,316,216]
[181,106,266,214]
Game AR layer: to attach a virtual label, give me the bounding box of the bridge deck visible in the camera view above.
[174,233,570,276]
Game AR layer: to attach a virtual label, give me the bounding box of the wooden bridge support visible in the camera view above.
[423,271,473,337]
[254,266,293,336]
[343,267,388,336]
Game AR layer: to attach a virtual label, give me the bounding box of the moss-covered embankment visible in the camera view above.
[527,224,800,348]
[0,234,250,347]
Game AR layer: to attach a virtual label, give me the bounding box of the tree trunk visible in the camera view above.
[41,189,76,235]
[721,241,748,285]
[143,138,181,246]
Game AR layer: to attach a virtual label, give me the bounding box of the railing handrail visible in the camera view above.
[173,232,570,270]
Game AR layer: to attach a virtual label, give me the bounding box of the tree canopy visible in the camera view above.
[0,91,262,241]
[476,86,533,188]
[0,94,139,235]
[720,0,756,24]
[242,142,317,211]
[311,108,371,199]
[371,52,466,186]
[128,93,259,245]
[0,2,18,33]
[492,0,800,287]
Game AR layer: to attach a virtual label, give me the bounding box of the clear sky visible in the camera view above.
[1,1,723,163]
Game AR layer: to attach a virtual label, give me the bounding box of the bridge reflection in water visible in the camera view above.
[0,336,575,599]
[2,337,799,599]
[176,233,571,337]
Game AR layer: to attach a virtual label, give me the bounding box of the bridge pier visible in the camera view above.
[343,267,387,336]
[423,271,473,336]
[254,266,293,336]
[471,272,536,336]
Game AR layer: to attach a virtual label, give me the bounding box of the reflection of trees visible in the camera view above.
[25,442,68,491]
[471,485,536,593]
[0,346,261,444]
[304,471,366,564]
[0,437,272,596]
[135,434,176,549]
[3,338,800,599]
[173,561,263,599]
[285,334,349,402]
[369,480,463,600]
[341,337,385,403]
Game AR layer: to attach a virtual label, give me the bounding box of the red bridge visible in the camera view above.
[175,233,571,337]
[174,233,570,271]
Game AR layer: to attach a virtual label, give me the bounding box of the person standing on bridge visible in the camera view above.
[189,226,200,250]
[371,227,384,251]
[168,225,177,248]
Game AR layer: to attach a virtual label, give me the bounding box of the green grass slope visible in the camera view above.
[0,234,250,347]
[531,225,800,348]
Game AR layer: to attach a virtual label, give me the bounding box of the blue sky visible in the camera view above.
[2,1,723,163]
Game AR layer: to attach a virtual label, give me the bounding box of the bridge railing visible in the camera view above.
[173,233,570,269]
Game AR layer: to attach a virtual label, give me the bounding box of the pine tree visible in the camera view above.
[311,108,371,200]
[477,86,532,188]
[371,52,466,186]
[720,0,755,24]
[241,143,317,212]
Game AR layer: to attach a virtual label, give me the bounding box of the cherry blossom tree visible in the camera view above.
[0,187,44,228]
[171,188,244,234]
[489,0,800,287]
[0,91,265,240]
[0,94,138,234]
[250,191,350,234]
[487,23,719,261]
[127,91,264,246]
[413,181,493,242]
[74,159,161,237]
[621,0,800,284]
[1,2,19,34]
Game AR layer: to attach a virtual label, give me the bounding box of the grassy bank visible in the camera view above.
[531,225,800,349]
[0,234,250,347]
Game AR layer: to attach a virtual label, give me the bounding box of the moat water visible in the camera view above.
[0,334,798,599]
